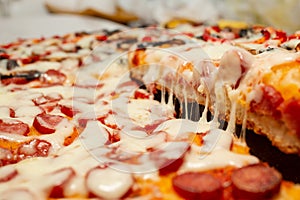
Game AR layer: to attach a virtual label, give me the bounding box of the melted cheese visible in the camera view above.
[2,26,297,200]
[86,167,133,199]
[0,140,97,198]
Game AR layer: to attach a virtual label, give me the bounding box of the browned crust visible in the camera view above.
[235,103,300,154]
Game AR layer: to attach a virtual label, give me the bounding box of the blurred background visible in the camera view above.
[1,0,300,43]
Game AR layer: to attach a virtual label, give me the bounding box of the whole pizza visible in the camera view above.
[0,20,299,200]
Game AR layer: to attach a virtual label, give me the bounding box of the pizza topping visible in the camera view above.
[0,139,52,166]
[179,133,259,172]
[41,69,66,85]
[59,105,79,118]
[254,28,271,44]
[274,30,288,43]
[32,93,62,106]
[47,167,76,198]
[0,119,30,136]
[0,25,300,199]
[1,188,37,200]
[85,166,133,199]
[0,107,15,118]
[15,106,43,120]
[21,55,41,65]
[134,89,151,99]
[0,70,41,85]
[6,59,19,70]
[17,139,51,160]
[33,113,64,134]
[217,48,253,89]
[172,172,223,200]
[231,163,282,200]
[0,148,14,166]
[136,38,186,49]
[250,85,284,119]
[0,52,10,60]
[0,166,18,182]
[295,42,300,52]
[153,118,205,140]
[119,130,166,153]
[150,142,190,175]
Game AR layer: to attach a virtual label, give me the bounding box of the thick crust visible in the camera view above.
[235,101,300,154]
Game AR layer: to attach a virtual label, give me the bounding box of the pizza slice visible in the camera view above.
[128,24,300,155]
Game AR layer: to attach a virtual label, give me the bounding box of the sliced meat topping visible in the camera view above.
[60,105,79,118]
[231,163,282,200]
[172,172,223,200]
[0,166,18,182]
[0,119,30,136]
[0,139,52,166]
[41,69,66,85]
[17,139,52,161]
[33,113,64,134]
[47,167,76,198]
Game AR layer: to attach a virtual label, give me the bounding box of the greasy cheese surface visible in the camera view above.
[0,26,300,199]
[0,57,259,199]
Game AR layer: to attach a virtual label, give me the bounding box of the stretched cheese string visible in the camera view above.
[167,86,174,108]
[240,108,248,144]
[183,85,189,120]
[161,83,166,105]
[199,87,209,125]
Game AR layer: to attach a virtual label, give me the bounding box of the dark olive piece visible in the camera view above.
[6,59,19,70]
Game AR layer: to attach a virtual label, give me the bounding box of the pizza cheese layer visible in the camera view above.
[128,24,300,154]
[0,24,299,199]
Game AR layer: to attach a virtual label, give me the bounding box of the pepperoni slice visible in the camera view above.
[0,148,14,167]
[1,139,51,165]
[9,108,15,118]
[0,119,30,136]
[33,113,64,134]
[231,164,282,200]
[17,139,51,160]
[41,69,66,85]
[149,142,189,175]
[172,172,223,200]
[134,89,151,99]
[48,167,76,198]
[32,93,62,105]
[0,166,18,182]
[60,105,79,118]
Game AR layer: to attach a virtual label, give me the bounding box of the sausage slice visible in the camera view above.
[231,163,282,200]
[172,172,223,200]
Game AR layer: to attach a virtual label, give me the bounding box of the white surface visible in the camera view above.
[0,0,125,44]
[0,14,125,44]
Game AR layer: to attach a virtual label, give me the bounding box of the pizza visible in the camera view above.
[129,22,300,154]
[0,21,299,200]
